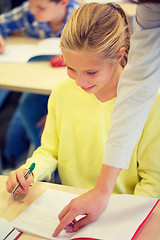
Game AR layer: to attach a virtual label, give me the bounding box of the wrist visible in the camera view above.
[95,164,121,196]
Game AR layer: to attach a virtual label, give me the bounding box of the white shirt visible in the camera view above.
[103,3,160,169]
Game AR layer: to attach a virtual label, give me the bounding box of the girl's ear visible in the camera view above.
[116,47,125,63]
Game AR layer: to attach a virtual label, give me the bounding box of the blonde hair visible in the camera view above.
[60,2,130,68]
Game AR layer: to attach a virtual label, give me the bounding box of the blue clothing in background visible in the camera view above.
[1,0,80,169]
[0,89,10,108]
[0,0,80,38]
[4,110,30,167]
[19,93,49,148]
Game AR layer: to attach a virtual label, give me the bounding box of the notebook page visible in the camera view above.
[31,38,61,57]
[71,194,158,240]
[0,217,21,239]
[11,189,78,240]
[0,38,61,63]
[0,45,35,63]
[11,189,158,240]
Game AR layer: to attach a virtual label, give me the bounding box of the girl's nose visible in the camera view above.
[75,75,86,87]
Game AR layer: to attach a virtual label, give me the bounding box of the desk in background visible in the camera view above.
[0,36,68,95]
[1,175,160,240]
[0,0,136,95]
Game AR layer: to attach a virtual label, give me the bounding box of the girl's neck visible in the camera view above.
[95,64,123,103]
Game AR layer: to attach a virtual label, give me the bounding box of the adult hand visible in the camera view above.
[52,186,109,237]
[0,36,5,54]
[52,164,121,237]
[6,168,34,195]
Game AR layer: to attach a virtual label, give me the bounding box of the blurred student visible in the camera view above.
[0,0,80,169]
[5,3,160,237]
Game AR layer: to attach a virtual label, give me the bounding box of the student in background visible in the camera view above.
[0,0,80,169]
[5,3,160,237]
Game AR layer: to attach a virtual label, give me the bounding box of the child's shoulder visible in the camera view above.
[67,0,81,15]
[150,94,160,113]
[146,93,160,124]
[13,1,29,12]
[21,1,29,9]
[69,0,81,8]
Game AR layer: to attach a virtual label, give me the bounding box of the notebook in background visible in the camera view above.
[0,38,61,63]
[11,188,159,240]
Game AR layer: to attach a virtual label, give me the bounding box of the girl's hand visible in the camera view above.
[0,36,5,54]
[52,187,109,237]
[6,168,34,195]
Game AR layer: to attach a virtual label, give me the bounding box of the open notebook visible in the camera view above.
[11,188,159,240]
[0,217,22,240]
[0,38,61,63]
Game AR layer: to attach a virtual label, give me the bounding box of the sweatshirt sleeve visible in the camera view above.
[20,90,58,183]
[103,4,160,169]
[134,96,160,197]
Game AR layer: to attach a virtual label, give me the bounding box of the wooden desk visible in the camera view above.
[0,36,68,95]
[1,175,160,240]
[0,2,136,95]
[0,175,86,240]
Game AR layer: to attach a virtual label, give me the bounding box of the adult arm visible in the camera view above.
[103,3,160,168]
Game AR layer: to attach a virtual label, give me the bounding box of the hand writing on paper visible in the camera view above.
[0,36,5,54]
[6,168,34,195]
[52,187,109,237]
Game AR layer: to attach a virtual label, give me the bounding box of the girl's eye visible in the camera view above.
[87,71,97,75]
[67,66,74,71]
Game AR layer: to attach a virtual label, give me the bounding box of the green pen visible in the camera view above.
[11,163,36,196]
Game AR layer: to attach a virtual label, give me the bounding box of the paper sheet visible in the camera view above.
[0,217,21,239]
[12,189,78,239]
[0,38,61,63]
[11,189,158,240]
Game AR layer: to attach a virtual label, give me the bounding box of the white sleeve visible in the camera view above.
[103,4,160,169]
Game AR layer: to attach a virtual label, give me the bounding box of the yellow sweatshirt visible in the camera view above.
[21,79,160,198]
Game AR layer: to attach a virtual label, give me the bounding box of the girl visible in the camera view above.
[6,2,160,237]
